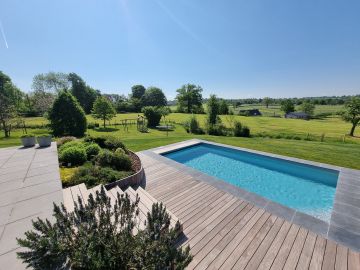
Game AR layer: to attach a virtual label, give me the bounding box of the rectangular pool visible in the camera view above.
[163,143,339,222]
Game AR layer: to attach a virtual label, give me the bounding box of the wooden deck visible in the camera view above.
[138,151,360,270]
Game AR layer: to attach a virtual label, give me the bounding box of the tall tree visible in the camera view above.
[300,101,315,116]
[0,71,24,137]
[131,85,146,99]
[142,87,167,107]
[207,94,220,125]
[263,97,271,108]
[92,96,116,128]
[48,91,87,137]
[218,99,229,115]
[342,97,360,136]
[176,84,204,113]
[280,99,295,114]
[68,73,100,114]
[32,72,70,93]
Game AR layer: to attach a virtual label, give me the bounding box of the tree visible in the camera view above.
[131,85,146,99]
[68,73,100,114]
[280,99,295,114]
[17,187,192,269]
[0,71,24,137]
[30,90,55,116]
[263,97,271,108]
[32,72,70,93]
[207,94,220,125]
[176,84,204,113]
[142,106,163,127]
[142,87,167,107]
[218,99,229,115]
[48,91,87,137]
[300,101,315,116]
[342,97,360,136]
[92,96,116,128]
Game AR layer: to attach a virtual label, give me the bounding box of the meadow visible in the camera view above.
[1,105,359,169]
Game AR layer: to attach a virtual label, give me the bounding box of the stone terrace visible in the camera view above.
[0,143,62,269]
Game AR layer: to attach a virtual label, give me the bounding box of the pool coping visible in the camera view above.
[143,139,360,251]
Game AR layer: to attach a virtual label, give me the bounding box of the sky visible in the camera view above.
[0,0,360,100]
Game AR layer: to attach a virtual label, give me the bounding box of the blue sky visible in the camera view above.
[1,0,359,99]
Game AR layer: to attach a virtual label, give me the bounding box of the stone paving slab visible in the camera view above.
[0,143,63,268]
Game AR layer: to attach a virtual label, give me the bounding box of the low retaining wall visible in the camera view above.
[104,151,145,190]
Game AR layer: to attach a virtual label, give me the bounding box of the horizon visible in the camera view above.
[1,0,360,99]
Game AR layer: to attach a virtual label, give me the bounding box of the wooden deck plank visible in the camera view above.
[282,227,308,269]
[244,217,285,270]
[335,245,348,270]
[269,224,300,270]
[296,231,317,270]
[348,249,360,270]
[322,240,337,270]
[309,236,326,270]
[232,215,279,270]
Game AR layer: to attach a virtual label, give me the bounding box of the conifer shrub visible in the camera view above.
[94,149,132,171]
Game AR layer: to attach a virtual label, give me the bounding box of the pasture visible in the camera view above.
[1,108,360,169]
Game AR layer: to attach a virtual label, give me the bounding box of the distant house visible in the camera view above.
[238,109,262,116]
[285,112,310,120]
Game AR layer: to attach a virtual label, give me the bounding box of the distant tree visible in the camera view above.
[48,91,87,137]
[263,97,271,108]
[142,87,167,107]
[175,84,204,113]
[280,99,295,114]
[92,96,116,128]
[300,101,315,116]
[207,95,220,125]
[17,187,192,269]
[30,90,55,116]
[68,73,100,114]
[131,85,146,99]
[218,99,229,115]
[342,97,360,136]
[32,72,70,93]
[0,71,24,137]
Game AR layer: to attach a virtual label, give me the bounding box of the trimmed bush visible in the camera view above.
[85,143,101,159]
[94,150,132,171]
[242,126,250,137]
[56,136,77,148]
[115,147,126,155]
[48,91,87,137]
[65,166,132,188]
[59,147,87,166]
[58,141,84,154]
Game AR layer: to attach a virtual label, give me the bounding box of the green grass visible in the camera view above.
[2,110,360,169]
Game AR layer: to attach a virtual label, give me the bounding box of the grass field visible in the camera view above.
[1,108,359,169]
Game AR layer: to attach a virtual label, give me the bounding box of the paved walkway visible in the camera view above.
[0,143,62,269]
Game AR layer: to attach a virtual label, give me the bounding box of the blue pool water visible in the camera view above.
[163,143,338,222]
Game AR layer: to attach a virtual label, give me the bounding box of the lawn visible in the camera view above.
[1,110,360,169]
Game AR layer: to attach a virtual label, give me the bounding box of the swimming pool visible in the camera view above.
[163,143,339,222]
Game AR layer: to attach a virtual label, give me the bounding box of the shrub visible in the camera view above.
[85,143,101,159]
[184,115,204,134]
[115,147,126,155]
[233,121,243,137]
[241,126,250,137]
[48,91,87,137]
[104,136,126,151]
[58,140,84,154]
[95,150,132,171]
[142,106,162,127]
[59,146,87,166]
[56,136,77,148]
[84,135,107,148]
[207,124,226,136]
[17,188,192,269]
[65,166,132,188]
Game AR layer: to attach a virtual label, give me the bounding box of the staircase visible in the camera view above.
[63,183,182,233]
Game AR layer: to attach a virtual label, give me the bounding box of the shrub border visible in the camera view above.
[104,150,144,190]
